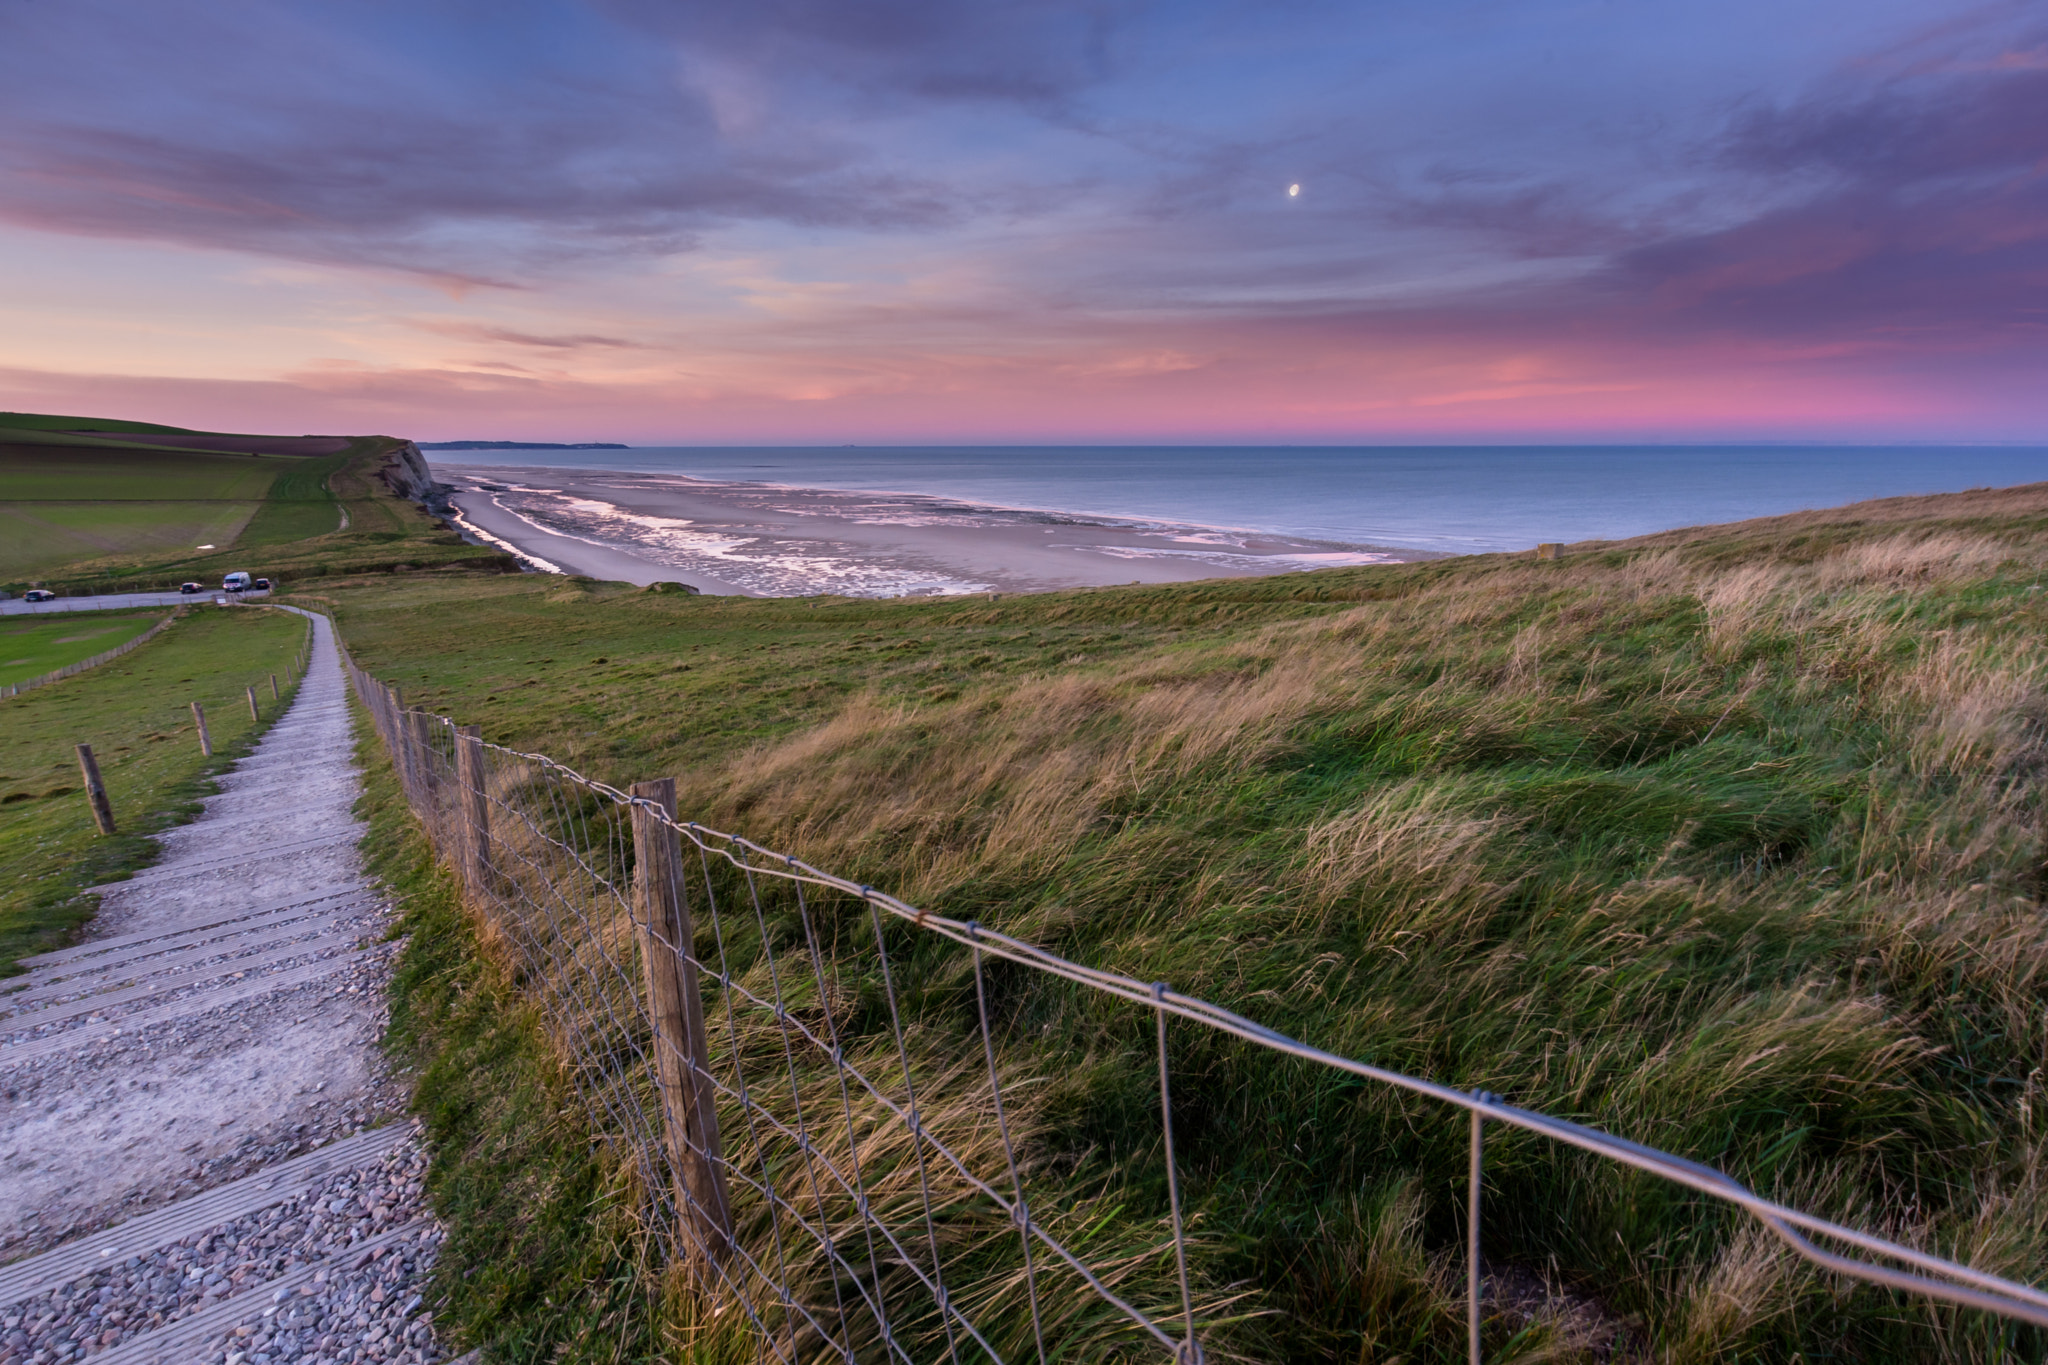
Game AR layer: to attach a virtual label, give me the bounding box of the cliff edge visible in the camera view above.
[377,441,444,504]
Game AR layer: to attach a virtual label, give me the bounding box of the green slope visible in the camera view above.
[0,612,163,688]
[0,410,202,435]
[2,419,509,591]
[330,482,2048,1363]
[235,446,352,545]
[0,436,288,578]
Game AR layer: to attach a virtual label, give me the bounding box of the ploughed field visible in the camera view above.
[322,481,2048,1362]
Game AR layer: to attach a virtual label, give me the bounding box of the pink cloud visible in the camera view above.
[2,308,2026,445]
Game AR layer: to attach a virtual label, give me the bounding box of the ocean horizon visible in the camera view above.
[428,444,2048,557]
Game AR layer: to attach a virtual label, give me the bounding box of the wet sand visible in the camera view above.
[435,462,1436,598]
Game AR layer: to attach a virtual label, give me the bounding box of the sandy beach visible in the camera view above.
[434,462,1434,597]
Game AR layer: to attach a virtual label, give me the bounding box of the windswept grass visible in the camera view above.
[350,732,656,1364]
[335,482,2048,1362]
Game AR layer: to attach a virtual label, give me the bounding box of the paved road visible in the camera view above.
[1,590,272,617]
[0,606,460,1364]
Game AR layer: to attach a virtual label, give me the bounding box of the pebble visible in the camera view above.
[1,912,389,1048]
[2,940,413,1265]
[1,937,451,1363]
[3,639,457,1364]
[0,1135,449,1365]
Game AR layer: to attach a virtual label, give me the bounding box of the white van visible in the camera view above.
[223,571,252,592]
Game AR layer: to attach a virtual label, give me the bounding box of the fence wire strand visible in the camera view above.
[340,655,2048,1361]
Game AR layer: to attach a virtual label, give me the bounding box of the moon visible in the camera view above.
[1288,183,1300,197]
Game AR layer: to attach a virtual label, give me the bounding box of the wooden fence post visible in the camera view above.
[403,710,438,842]
[246,685,260,721]
[386,684,414,798]
[454,724,492,897]
[630,777,733,1274]
[75,744,115,834]
[191,702,212,756]
[270,673,280,700]
[407,709,439,801]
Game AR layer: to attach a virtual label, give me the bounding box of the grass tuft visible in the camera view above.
[331,481,2048,1361]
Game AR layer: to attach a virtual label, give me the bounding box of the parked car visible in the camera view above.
[24,589,55,602]
[222,571,252,593]
[253,577,272,591]
[179,581,204,594]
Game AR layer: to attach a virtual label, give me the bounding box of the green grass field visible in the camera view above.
[18,400,2048,1359]
[324,482,2048,1363]
[0,606,308,975]
[0,611,164,687]
[0,502,269,579]
[0,431,291,578]
[0,410,201,435]
[0,430,286,499]
[236,445,351,545]
[0,429,509,592]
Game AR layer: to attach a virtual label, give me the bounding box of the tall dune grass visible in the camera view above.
[651,517,2048,1360]
[341,484,2048,1361]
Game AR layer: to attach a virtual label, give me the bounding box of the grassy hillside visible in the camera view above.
[322,482,2048,1361]
[0,423,512,592]
[0,410,201,435]
[0,436,285,496]
[19,413,2044,1357]
[0,427,291,578]
[0,611,164,688]
[0,605,308,975]
[235,445,353,545]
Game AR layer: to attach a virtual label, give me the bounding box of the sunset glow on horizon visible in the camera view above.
[2,1,2044,445]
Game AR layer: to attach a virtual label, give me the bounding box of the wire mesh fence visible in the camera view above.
[342,656,2048,1362]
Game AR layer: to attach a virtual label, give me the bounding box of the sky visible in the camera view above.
[0,0,2043,444]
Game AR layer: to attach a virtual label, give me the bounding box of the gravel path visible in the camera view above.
[0,608,462,1365]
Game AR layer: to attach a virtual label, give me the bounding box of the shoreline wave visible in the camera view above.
[431,445,2048,557]
[437,462,1420,598]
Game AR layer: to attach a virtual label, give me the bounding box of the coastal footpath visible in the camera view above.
[0,610,457,1365]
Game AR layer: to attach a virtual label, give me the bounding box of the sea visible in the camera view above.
[430,445,2048,556]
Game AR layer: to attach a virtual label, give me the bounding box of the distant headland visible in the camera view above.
[417,440,629,450]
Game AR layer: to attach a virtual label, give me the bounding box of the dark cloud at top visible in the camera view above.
[600,0,1127,107]
[1609,31,2048,343]
[1726,29,2048,181]
[0,0,985,281]
[0,0,2043,392]
[0,108,959,284]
